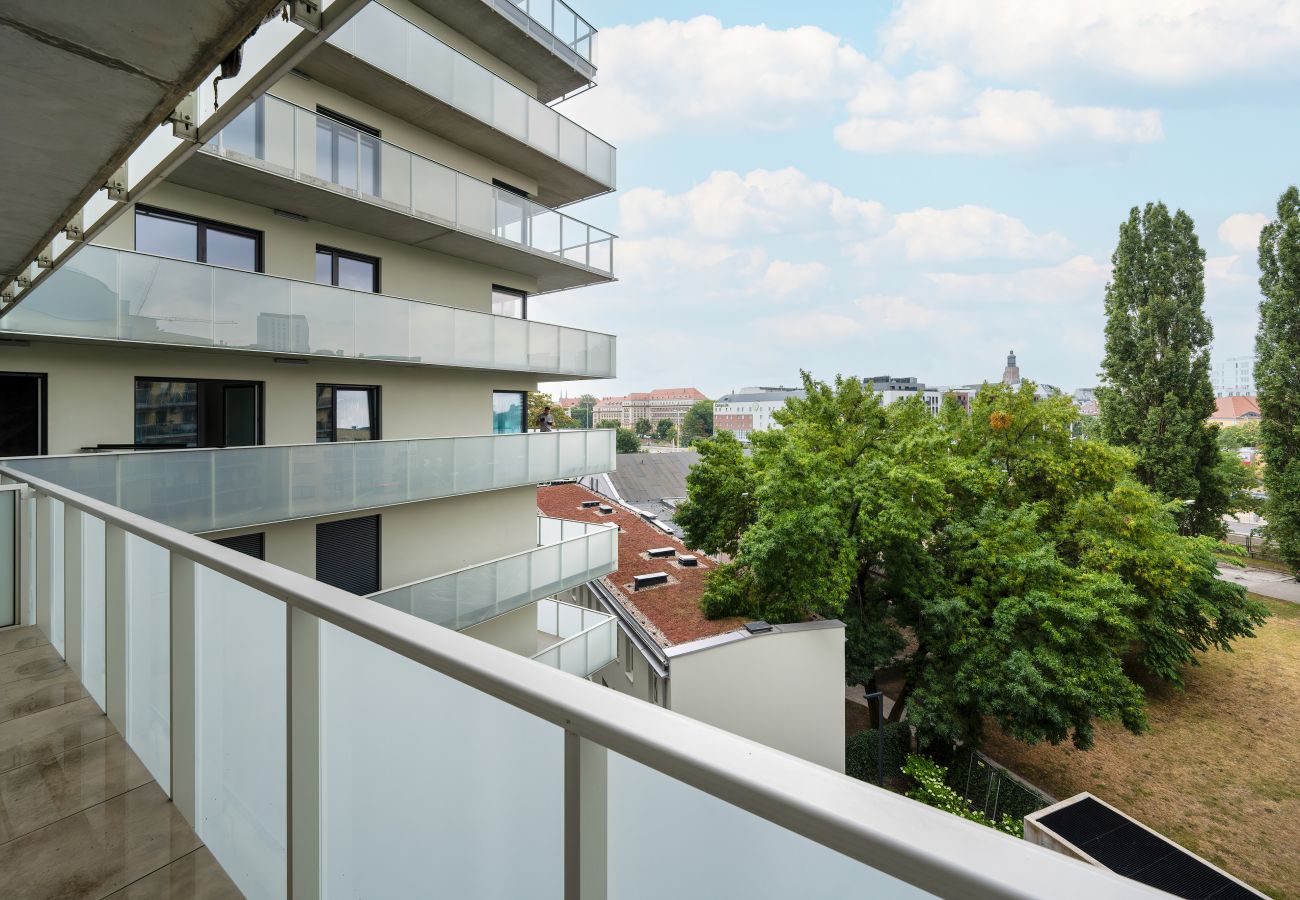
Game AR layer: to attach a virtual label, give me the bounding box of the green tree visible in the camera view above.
[634,417,652,436]
[1097,202,1235,537]
[615,427,642,454]
[1216,421,1260,451]
[571,394,598,429]
[681,373,1266,750]
[1256,185,1300,572]
[681,400,715,443]
[596,419,620,430]
[654,419,674,441]
[527,392,579,429]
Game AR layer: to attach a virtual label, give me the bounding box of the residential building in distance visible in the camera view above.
[1073,388,1100,417]
[1210,395,1262,426]
[714,385,806,440]
[594,393,629,423]
[864,374,943,415]
[1214,355,1257,397]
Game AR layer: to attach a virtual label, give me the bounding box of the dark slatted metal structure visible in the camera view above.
[213,532,265,560]
[316,515,381,595]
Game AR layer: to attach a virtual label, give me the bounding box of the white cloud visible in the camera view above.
[836,86,1162,155]
[563,16,876,141]
[760,260,830,297]
[1218,212,1270,254]
[754,293,943,343]
[926,255,1110,302]
[854,294,940,329]
[619,168,885,240]
[881,0,1300,85]
[853,205,1069,263]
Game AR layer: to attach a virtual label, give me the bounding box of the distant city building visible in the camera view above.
[1001,350,1021,386]
[256,312,309,353]
[1072,388,1099,417]
[1214,356,1256,397]
[595,388,710,430]
[1210,395,1261,426]
[990,350,1060,398]
[864,375,942,415]
[714,386,805,441]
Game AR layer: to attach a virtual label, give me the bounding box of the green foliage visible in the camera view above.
[1097,202,1236,537]
[845,723,912,785]
[527,391,579,429]
[634,417,652,436]
[945,750,1053,825]
[1217,421,1260,451]
[1256,185,1300,573]
[615,427,642,454]
[571,394,598,428]
[903,755,1022,836]
[682,400,715,443]
[596,419,620,430]
[682,372,1267,749]
[654,418,675,441]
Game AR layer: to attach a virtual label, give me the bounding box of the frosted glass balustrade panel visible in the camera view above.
[529,322,561,373]
[125,535,170,791]
[80,515,106,706]
[373,142,412,210]
[588,618,617,673]
[293,282,355,357]
[531,543,561,597]
[407,301,455,364]
[558,632,586,676]
[0,493,13,629]
[559,327,587,374]
[261,96,297,173]
[453,436,493,494]
[558,118,586,171]
[527,102,560,156]
[48,499,64,654]
[120,452,214,533]
[195,569,287,900]
[320,622,563,898]
[406,436,456,499]
[607,753,937,900]
[213,447,290,527]
[456,175,496,234]
[492,433,529,487]
[407,31,453,100]
[355,293,411,361]
[1,246,119,339]
[410,156,456,223]
[587,331,614,376]
[493,553,532,617]
[587,135,614,185]
[557,430,589,478]
[560,537,588,587]
[452,53,493,121]
[213,267,293,351]
[452,307,492,367]
[493,315,528,369]
[557,600,583,637]
[352,442,409,509]
[493,77,528,140]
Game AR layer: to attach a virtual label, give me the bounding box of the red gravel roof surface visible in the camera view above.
[536,483,744,647]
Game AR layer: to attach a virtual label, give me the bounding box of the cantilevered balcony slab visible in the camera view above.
[296,2,615,207]
[370,516,617,632]
[408,0,597,102]
[0,431,615,534]
[170,95,614,293]
[2,246,616,378]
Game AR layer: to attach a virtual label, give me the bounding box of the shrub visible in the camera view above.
[845,722,911,785]
[902,754,1022,836]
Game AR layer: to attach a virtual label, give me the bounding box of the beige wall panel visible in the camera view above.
[461,601,541,657]
[3,341,537,453]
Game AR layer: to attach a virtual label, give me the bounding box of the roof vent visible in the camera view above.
[598,505,614,514]
[744,621,773,634]
[634,572,668,590]
[647,547,675,558]
[581,500,601,509]
[677,555,698,567]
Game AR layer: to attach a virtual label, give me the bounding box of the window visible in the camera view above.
[624,634,634,682]
[134,378,262,448]
[316,246,380,292]
[0,372,46,456]
[316,106,381,195]
[317,385,380,442]
[492,390,527,434]
[316,515,380,595]
[135,206,262,272]
[491,286,527,319]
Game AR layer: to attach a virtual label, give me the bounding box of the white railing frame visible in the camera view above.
[0,462,1167,900]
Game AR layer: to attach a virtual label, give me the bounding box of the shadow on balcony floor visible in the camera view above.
[0,626,243,899]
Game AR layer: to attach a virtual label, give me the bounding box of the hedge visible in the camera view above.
[845,722,911,785]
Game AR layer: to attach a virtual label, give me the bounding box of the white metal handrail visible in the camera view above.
[0,459,1167,899]
[3,245,616,377]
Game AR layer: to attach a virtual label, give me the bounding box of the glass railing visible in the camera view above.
[492,0,597,68]
[531,596,617,676]
[2,246,616,377]
[206,93,614,275]
[369,515,617,632]
[0,431,615,534]
[328,2,615,188]
[0,463,1163,900]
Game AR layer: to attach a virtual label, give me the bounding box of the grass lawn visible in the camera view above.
[982,595,1300,899]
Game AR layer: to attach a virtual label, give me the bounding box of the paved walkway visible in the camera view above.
[0,625,242,899]
[1217,563,1300,605]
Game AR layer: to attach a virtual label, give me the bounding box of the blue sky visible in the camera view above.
[533,0,1300,399]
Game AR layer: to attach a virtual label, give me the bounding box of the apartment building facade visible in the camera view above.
[593,387,708,429]
[713,385,805,441]
[0,3,1182,898]
[1214,355,1257,398]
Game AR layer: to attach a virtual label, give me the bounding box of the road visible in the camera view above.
[1217,563,1300,605]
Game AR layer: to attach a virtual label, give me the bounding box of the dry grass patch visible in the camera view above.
[982,596,1300,900]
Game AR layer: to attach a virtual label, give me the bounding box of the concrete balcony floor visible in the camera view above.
[0,626,241,899]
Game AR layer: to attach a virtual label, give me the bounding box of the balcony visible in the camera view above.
[0,430,616,534]
[170,94,613,293]
[409,0,598,101]
[370,514,616,632]
[0,463,1167,899]
[297,2,615,206]
[2,245,616,378]
[530,596,618,675]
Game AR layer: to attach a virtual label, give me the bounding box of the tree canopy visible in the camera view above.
[615,427,642,454]
[527,391,579,429]
[634,417,652,436]
[678,373,1266,750]
[1097,202,1241,536]
[682,400,715,443]
[1256,185,1300,572]
[655,419,675,441]
[571,394,598,429]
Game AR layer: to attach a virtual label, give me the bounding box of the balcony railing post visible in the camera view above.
[17,488,34,626]
[170,552,198,821]
[104,523,128,733]
[63,505,83,677]
[565,731,608,899]
[34,494,52,642]
[287,606,322,900]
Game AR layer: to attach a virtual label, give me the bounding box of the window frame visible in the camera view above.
[316,245,381,293]
[492,390,528,435]
[134,205,264,272]
[0,371,48,456]
[317,384,382,443]
[316,105,382,195]
[133,376,265,449]
[491,285,528,320]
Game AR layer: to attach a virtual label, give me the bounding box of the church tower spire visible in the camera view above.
[1002,350,1020,385]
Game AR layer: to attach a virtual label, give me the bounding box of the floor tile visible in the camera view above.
[103,847,243,900]
[0,782,203,900]
[0,628,49,657]
[0,645,65,688]
[0,697,113,774]
[0,734,151,843]
[0,671,88,726]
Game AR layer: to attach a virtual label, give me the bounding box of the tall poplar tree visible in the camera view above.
[1256,186,1300,571]
[1097,202,1229,536]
